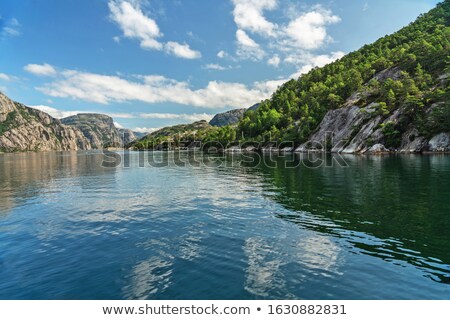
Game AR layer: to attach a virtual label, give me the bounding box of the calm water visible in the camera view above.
[0,151,449,300]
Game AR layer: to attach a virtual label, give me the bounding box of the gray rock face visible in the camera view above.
[428,133,450,152]
[0,92,92,152]
[294,99,449,154]
[295,104,383,153]
[367,144,389,154]
[61,114,122,148]
[209,108,246,127]
[118,129,138,145]
[399,127,428,153]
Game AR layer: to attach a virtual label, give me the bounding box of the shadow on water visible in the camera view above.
[235,152,450,285]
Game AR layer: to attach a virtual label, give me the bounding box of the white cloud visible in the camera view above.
[35,66,275,109]
[288,51,345,78]
[232,0,277,37]
[229,1,342,72]
[1,18,21,37]
[267,55,280,67]
[217,50,227,59]
[284,7,341,50]
[114,121,125,129]
[29,105,135,119]
[108,1,201,59]
[133,127,160,134]
[29,105,78,118]
[236,29,265,60]
[203,64,228,71]
[24,63,57,76]
[0,73,11,81]
[363,3,369,11]
[139,113,214,122]
[164,41,201,59]
[109,0,163,50]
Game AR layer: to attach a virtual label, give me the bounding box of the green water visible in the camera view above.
[0,151,449,299]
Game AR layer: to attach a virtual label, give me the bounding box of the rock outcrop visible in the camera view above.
[428,133,450,152]
[294,101,449,154]
[0,92,92,152]
[209,108,246,127]
[61,114,122,149]
[118,129,139,145]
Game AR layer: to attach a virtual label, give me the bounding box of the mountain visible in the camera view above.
[209,108,246,127]
[235,0,450,153]
[0,92,140,152]
[118,129,140,145]
[130,120,213,150]
[61,114,123,149]
[0,92,92,152]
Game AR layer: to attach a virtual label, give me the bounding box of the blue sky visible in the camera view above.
[0,0,440,132]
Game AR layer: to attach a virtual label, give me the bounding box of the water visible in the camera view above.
[0,151,449,300]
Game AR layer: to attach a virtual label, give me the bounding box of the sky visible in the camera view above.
[0,0,441,133]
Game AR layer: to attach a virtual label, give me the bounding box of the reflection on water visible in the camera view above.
[0,151,449,299]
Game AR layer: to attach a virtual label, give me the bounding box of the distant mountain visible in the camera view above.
[118,129,139,145]
[61,114,122,149]
[209,108,246,127]
[0,92,141,152]
[130,120,212,150]
[0,92,91,152]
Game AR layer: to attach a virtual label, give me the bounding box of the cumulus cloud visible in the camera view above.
[34,65,275,109]
[229,1,342,72]
[236,29,265,60]
[109,0,163,50]
[164,41,201,59]
[283,7,341,50]
[108,0,201,59]
[24,63,57,76]
[232,0,277,37]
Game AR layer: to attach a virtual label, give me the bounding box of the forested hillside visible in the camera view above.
[238,0,450,144]
[132,0,450,152]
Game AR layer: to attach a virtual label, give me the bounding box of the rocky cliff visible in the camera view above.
[118,129,139,145]
[0,92,92,152]
[209,109,246,127]
[0,92,141,152]
[61,114,122,149]
[295,69,450,154]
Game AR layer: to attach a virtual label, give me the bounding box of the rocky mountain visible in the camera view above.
[61,114,122,149]
[118,129,139,145]
[209,108,246,127]
[0,92,92,152]
[0,92,141,152]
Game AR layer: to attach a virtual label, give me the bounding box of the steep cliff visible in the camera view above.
[118,129,139,145]
[61,114,122,149]
[0,92,92,152]
[295,69,450,153]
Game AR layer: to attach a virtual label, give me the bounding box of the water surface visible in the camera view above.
[0,151,449,299]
